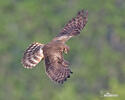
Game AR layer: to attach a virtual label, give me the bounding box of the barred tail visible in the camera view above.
[22,42,44,69]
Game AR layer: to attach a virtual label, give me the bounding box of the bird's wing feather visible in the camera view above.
[44,10,88,84]
[22,42,44,69]
[52,10,88,43]
[44,55,72,84]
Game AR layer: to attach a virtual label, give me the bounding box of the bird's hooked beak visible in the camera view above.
[63,47,69,54]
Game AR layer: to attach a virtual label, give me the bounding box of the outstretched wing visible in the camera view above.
[22,42,44,69]
[52,9,88,43]
[44,55,73,84]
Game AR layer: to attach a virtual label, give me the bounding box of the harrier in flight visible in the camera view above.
[22,10,88,84]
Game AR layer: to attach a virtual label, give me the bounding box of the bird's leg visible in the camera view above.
[63,45,70,54]
[62,60,70,67]
[57,56,69,67]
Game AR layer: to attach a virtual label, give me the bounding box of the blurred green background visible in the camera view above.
[0,0,125,100]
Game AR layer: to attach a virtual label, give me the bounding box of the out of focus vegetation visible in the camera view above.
[0,0,125,100]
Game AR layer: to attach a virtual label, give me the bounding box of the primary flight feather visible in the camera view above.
[22,10,88,84]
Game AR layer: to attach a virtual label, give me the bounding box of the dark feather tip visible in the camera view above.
[70,71,73,74]
[67,75,70,78]
[77,9,88,17]
[64,78,67,81]
[58,80,64,84]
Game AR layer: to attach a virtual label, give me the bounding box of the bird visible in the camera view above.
[21,10,88,84]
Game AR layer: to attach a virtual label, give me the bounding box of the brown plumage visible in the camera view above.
[22,10,88,84]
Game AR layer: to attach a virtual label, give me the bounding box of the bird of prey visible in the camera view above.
[22,10,88,84]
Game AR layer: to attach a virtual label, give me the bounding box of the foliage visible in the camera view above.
[0,0,125,100]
